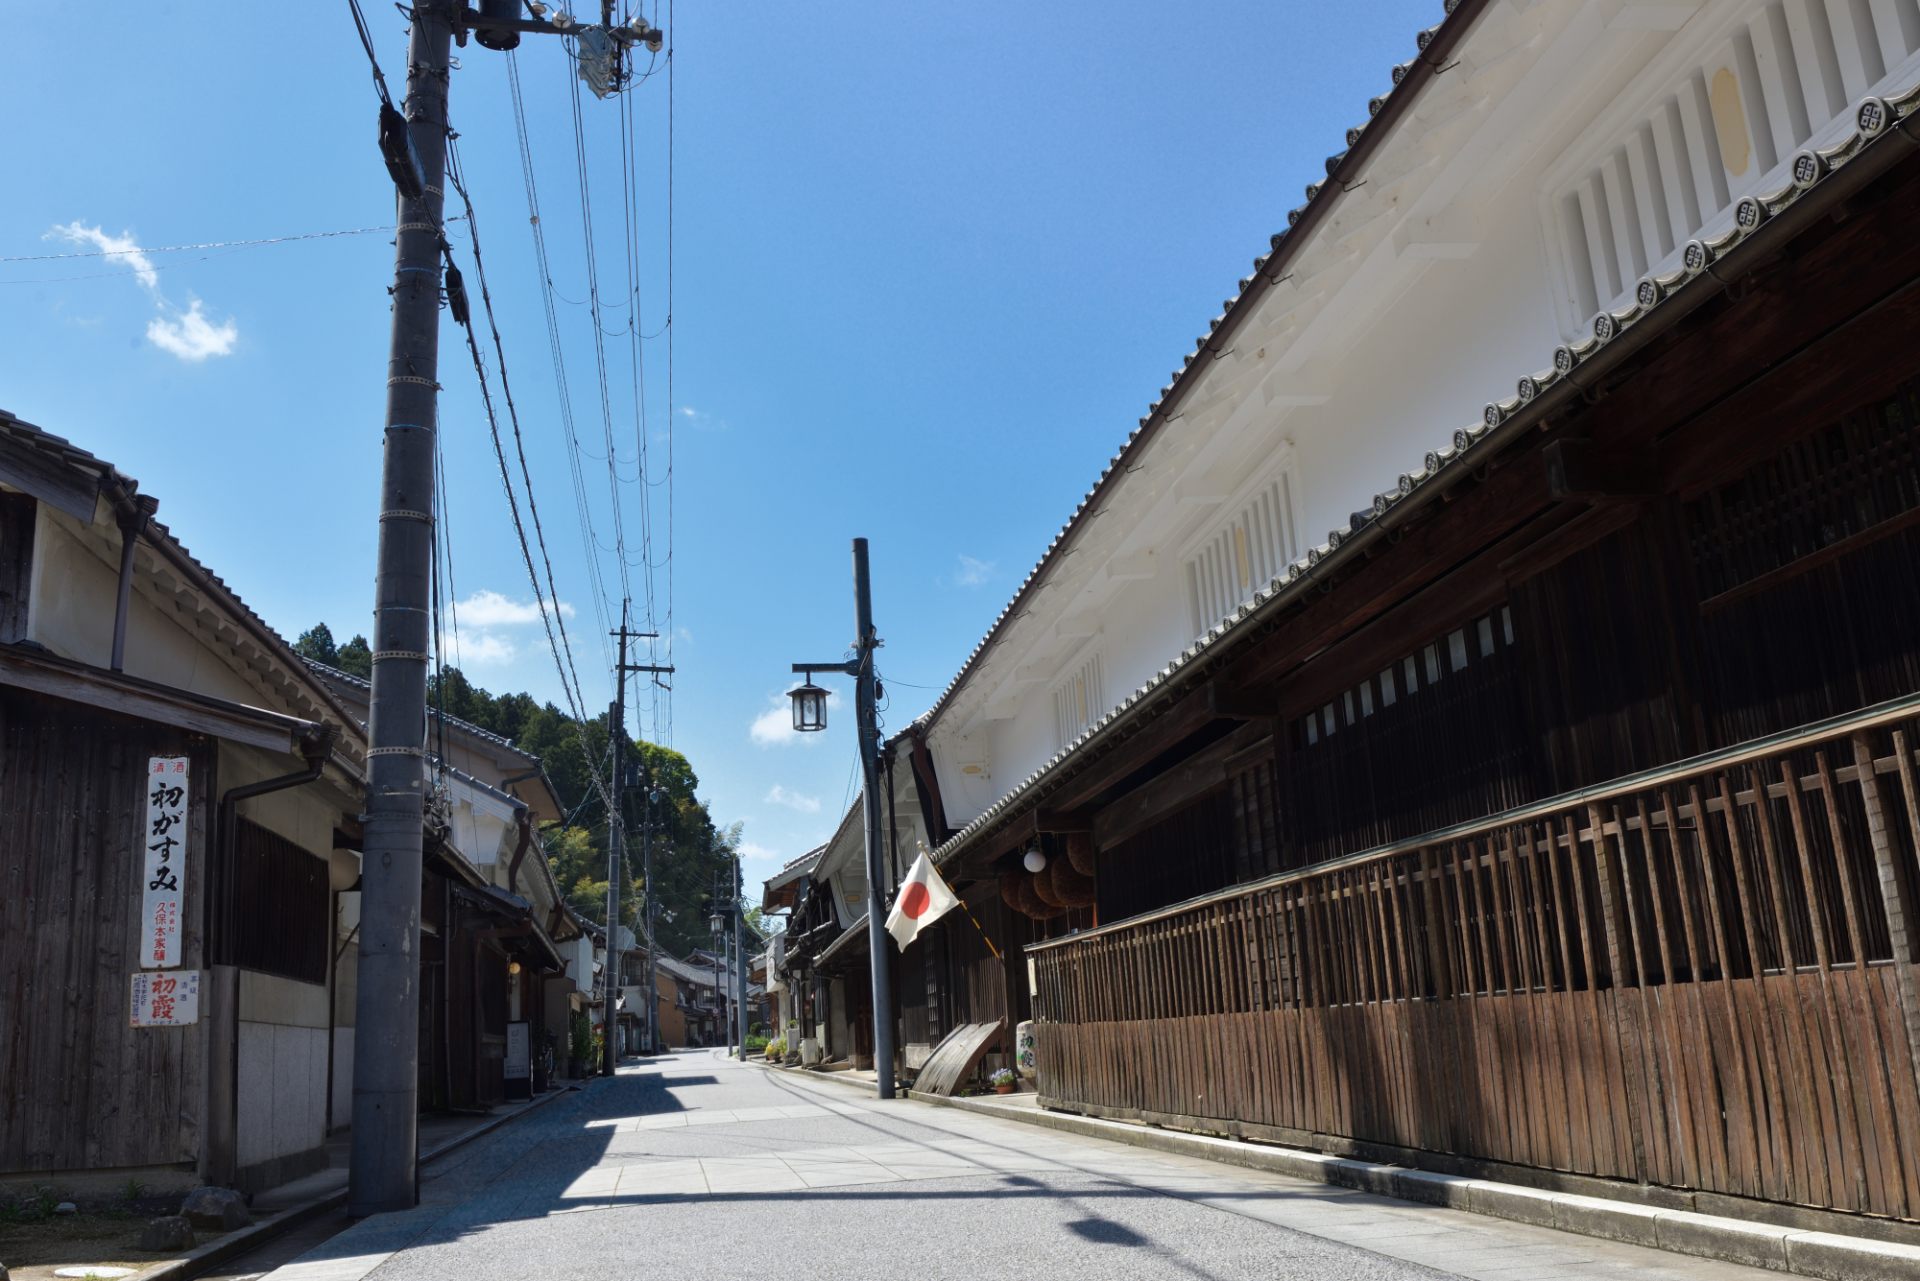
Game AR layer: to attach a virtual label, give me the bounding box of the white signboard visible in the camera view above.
[130,970,199,1027]
[505,1021,531,1081]
[141,755,190,969]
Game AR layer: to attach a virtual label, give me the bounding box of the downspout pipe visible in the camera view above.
[217,723,342,919]
[505,806,534,895]
[206,722,340,1187]
[110,493,159,672]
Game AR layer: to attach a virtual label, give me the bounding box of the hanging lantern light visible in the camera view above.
[508,959,522,976]
[789,680,830,733]
[1023,845,1048,873]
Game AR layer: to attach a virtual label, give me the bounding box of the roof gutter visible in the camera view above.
[917,0,1495,736]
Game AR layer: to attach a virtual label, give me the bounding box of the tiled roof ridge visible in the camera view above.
[928,79,1920,871]
[910,0,1484,738]
[304,656,534,758]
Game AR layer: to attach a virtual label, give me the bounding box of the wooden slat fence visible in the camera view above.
[1030,701,1920,1221]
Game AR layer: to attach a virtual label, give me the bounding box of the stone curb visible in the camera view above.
[120,1082,584,1281]
[907,1089,1920,1281]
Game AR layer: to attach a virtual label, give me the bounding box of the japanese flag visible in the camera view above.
[886,849,959,951]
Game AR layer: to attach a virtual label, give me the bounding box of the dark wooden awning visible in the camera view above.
[0,643,338,760]
[813,916,870,976]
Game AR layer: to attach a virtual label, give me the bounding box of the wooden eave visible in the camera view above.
[0,642,341,763]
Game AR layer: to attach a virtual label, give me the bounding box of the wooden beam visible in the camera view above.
[1269,505,1575,720]
[1577,157,1920,477]
[1031,809,1092,835]
[1205,678,1277,720]
[1664,274,1920,496]
[1030,684,1220,815]
[0,434,103,523]
[1544,439,1657,501]
[0,646,308,754]
[1222,450,1553,694]
[1093,719,1272,851]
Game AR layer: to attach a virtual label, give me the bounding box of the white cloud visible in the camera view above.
[49,222,239,362]
[750,686,842,747]
[678,405,727,431]
[50,222,157,289]
[736,840,782,866]
[456,589,576,627]
[456,632,519,666]
[955,554,995,587]
[765,784,822,814]
[146,298,238,362]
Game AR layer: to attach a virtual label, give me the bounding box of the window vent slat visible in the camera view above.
[1550,0,1920,328]
[1184,468,1301,637]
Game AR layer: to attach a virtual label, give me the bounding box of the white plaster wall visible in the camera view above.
[220,742,347,854]
[927,0,1707,816]
[448,799,512,874]
[30,510,265,707]
[329,1028,354,1133]
[236,1019,329,1170]
[236,958,333,1169]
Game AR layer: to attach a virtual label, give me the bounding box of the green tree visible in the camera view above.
[337,633,373,679]
[292,623,340,666]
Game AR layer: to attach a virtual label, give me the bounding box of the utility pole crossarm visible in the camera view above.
[792,660,858,676]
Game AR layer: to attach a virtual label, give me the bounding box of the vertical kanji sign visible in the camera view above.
[142,755,189,968]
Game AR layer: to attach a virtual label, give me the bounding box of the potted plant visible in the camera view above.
[990,1067,1017,1095]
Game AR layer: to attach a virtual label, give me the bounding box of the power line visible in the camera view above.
[507,50,619,681]
[663,0,677,747]
[0,222,420,266]
[343,0,396,108]
[444,137,593,723]
[562,46,637,624]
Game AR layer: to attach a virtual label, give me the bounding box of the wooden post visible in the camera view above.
[1852,732,1920,1095]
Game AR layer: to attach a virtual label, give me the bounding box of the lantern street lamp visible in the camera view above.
[783,537,898,1099]
[789,680,831,733]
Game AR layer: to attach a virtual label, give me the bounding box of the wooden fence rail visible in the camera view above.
[1030,703,1920,1221]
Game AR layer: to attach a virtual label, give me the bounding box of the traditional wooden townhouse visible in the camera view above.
[771,807,886,1066]
[308,663,585,1099]
[0,411,368,1193]
[879,0,1920,1236]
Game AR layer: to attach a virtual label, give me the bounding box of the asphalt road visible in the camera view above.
[260,1051,1782,1281]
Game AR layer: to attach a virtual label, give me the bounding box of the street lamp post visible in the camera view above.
[640,784,664,1055]
[709,909,724,1050]
[785,537,897,1099]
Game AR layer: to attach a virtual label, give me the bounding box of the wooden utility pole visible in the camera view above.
[351,0,454,1218]
[350,0,667,1211]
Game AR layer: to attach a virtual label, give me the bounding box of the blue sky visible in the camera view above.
[0,0,1437,879]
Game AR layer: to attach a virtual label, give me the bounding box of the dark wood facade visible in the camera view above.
[1010,115,1920,1225]
[0,687,215,1174]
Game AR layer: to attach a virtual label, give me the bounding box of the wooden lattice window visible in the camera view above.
[215,818,329,984]
[1685,378,1920,605]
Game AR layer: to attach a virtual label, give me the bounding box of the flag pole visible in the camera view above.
[960,900,1003,962]
[917,841,1002,961]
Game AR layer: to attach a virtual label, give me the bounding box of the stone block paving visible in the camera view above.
[259,1051,1790,1281]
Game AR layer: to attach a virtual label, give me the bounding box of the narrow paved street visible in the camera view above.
[262,1051,1782,1281]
